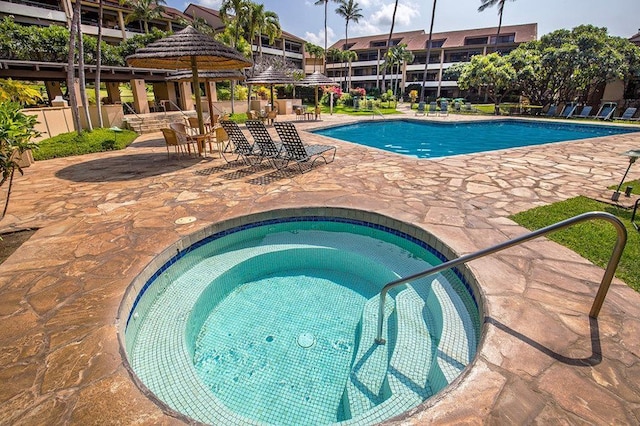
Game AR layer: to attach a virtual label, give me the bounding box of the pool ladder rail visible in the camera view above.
[375,211,628,344]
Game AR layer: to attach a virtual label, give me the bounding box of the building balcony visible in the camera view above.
[0,0,66,22]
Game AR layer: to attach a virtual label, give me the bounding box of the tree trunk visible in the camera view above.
[380,0,399,93]
[67,0,82,135]
[419,0,437,104]
[77,17,92,131]
[95,0,104,127]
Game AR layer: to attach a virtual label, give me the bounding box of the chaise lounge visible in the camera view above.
[273,122,337,173]
[219,120,262,166]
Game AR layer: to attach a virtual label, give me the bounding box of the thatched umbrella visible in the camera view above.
[245,66,294,109]
[300,71,339,108]
[126,26,252,135]
[166,70,245,118]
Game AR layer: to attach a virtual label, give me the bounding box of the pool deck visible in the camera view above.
[1,110,640,424]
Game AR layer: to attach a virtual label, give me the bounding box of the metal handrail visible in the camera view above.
[374,212,627,344]
[160,100,190,118]
[372,107,385,120]
[122,102,142,121]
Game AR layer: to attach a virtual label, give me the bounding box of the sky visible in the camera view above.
[170,0,640,46]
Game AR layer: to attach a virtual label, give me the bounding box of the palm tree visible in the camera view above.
[314,0,337,72]
[387,44,413,101]
[478,0,515,49]
[67,0,82,134]
[380,0,399,92]
[335,0,362,52]
[220,0,249,48]
[94,0,104,127]
[419,0,437,104]
[306,42,324,72]
[122,0,166,34]
[255,8,281,60]
[220,0,249,113]
[342,49,357,91]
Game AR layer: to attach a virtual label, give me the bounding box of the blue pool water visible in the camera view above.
[125,217,481,425]
[313,119,637,158]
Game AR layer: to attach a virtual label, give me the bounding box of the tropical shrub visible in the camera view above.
[0,102,40,217]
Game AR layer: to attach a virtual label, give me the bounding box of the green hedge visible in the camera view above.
[33,128,138,160]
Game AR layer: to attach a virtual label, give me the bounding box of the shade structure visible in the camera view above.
[299,71,339,107]
[245,66,295,108]
[126,26,252,135]
[167,70,246,116]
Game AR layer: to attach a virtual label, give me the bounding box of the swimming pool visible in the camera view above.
[119,209,482,425]
[313,119,638,158]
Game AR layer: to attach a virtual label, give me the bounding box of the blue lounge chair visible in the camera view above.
[219,120,262,166]
[559,103,577,118]
[594,102,617,120]
[415,102,426,116]
[273,122,336,173]
[439,100,449,116]
[573,105,593,119]
[613,107,638,121]
[545,105,557,117]
[428,102,437,116]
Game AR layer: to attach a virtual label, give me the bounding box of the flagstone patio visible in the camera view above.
[1,112,639,424]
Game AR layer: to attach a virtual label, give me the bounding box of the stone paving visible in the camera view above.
[1,111,640,425]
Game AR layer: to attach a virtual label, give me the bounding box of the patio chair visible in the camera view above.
[273,122,337,173]
[219,120,262,166]
[168,122,198,155]
[613,107,638,121]
[265,109,278,125]
[439,100,449,117]
[573,105,593,119]
[463,102,474,113]
[161,128,190,159]
[294,107,305,121]
[428,102,438,116]
[245,120,285,168]
[314,106,321,120]
[415,102,426,116]
[559,103,578,118]
[594,103,617,120]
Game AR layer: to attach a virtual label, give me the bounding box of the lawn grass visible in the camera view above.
[319,105,400,115]
[510,196,639,292]
[33,128,138,160]
[608,179,640,195]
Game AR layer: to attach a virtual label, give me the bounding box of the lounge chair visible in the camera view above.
[219,120,262,165]
[613,107,638,121]
[439,100,449,117]
[463,102,474,113]
[559,103,578,118]
[415,102,426,116]
[573,105,593,119]
[245,120,285,168]
[428,102,438,116]
[594,103,617,120]
[545,104,557,117]
[161,128,190,159]
[273,122,337,173]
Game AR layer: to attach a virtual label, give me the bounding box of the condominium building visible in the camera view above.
[0,0,190,43]
[327,23,537,97]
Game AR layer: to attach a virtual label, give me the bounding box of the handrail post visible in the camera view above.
[374,212,627,344]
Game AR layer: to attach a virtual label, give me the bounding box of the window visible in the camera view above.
[343,43,355,50]
[427,39,445,48]
[370,41,386,47]
[490,34,515,44]
[261,36,279,48]
[285,41,302,53]
[357,51,378,61]
[390,38,401,46]
[464,37,488,46]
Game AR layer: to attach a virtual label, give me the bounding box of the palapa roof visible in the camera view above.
[126,26,252,70]
[245,66,294,85]
[166,70,246,82]
[300,71,338,87]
